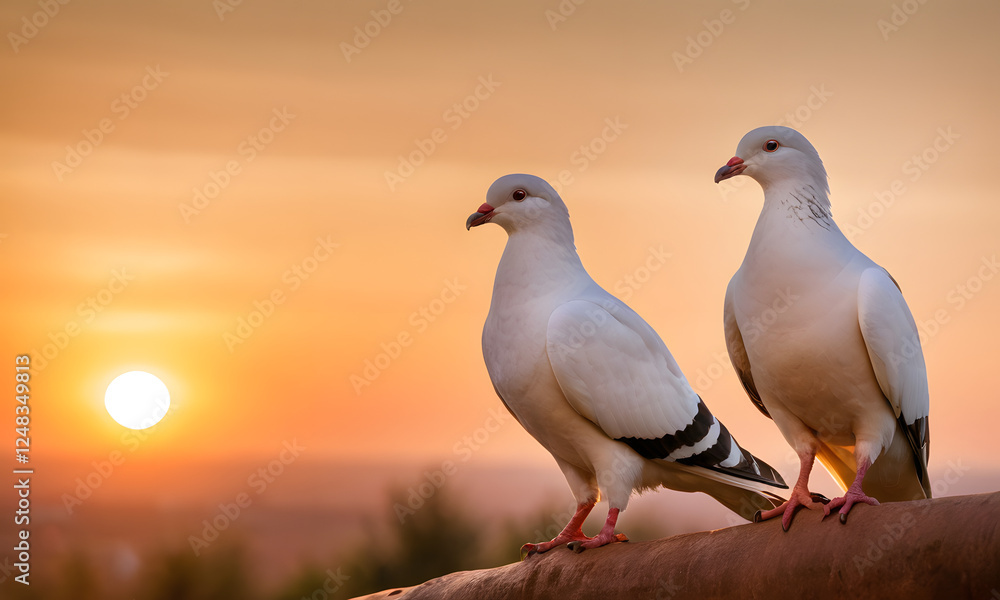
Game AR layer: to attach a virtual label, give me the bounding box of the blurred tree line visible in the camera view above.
[4,483,610,600]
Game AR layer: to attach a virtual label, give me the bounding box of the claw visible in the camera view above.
[757,485,830,531]
[823,486,879,524]
[519,544,537,561]
[566,533,627,553]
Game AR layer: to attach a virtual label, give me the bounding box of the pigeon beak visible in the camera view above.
[714,156,747,183]
[466,203,495,230]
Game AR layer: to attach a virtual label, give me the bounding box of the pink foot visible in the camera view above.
[520,501,595,560]
[520,532,591,559]
[567,531,628,553]
[755,489,829,532]
[754,450,828,531]
[824,455,880,524]
[565,507,628,553]
[824,489,879,524]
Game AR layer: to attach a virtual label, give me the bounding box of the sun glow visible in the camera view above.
[104,371,171,430]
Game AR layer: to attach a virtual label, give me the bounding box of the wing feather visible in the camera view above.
[546,299,700,440]
[546,297,786,488]
[857,267,931,496]
[724,279,770,419]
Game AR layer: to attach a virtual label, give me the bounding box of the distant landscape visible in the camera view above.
[4,458,995,599]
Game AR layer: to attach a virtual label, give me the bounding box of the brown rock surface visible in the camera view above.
[350,492,1000,599]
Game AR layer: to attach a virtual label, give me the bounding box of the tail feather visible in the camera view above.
[815,442,856,491]
[696,444,787,488]
[670,417,787,489]
[861,432,931,502]
[618,398,788,520]
[815,436,929,503]
[702,478,785,521]
[647,460,786,521]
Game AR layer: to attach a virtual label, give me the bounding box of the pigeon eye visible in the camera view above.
[764,140,779,152]
[512,189,527,201]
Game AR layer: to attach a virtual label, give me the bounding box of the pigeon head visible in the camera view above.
[714,126,829,197]
[466,174,570,233]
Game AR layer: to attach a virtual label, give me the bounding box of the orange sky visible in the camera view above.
[2,0,999,518]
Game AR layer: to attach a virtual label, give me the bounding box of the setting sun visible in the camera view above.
[2,1,998,597]
[104,371,171,430]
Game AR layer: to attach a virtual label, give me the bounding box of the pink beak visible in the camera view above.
[714,156,746,183]
[466,203,495,230]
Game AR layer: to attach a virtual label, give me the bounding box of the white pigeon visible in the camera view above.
[714,126,931,530]
[467,173,787,554]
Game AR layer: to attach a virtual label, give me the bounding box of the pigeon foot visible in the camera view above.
[756,487,830,531]
[520,532,593,560]
[824,489,879,524]
[567,532,628,553]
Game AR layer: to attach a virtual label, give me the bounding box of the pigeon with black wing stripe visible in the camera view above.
[714,126,931,531]
[467,174,787,554]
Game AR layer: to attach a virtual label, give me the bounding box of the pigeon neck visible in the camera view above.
[760,180,835,232]
[496,227,589,293]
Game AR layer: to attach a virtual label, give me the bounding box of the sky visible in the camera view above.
[1,0,999,589]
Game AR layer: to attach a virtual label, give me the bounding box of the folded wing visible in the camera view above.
[546,298,785,488]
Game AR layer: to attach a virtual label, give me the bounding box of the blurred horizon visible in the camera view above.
[10,458,999,597]
[2,0,999,596]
